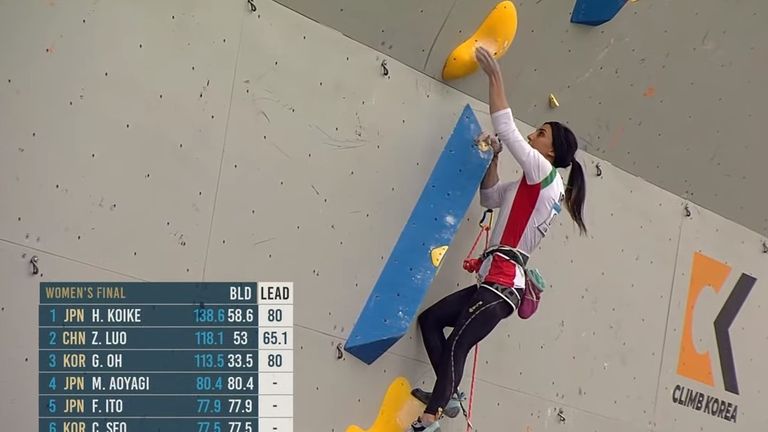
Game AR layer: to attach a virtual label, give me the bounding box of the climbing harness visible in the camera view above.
[462,209,532,277]
[462,208,541,318]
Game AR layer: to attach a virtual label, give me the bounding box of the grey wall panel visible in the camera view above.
[472,150,683,429]
[0,0,243,280]
[271,0,459,72]
[654,203,768,431]
[268,0,768,239]
[469,379,651,432]
[0,241,139,432]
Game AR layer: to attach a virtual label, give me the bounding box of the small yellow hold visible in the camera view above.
[430,245,449,267]
[476,136,491,152]
[549,93,560,108]
[442,1,519,81]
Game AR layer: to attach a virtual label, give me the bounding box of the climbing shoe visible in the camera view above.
[410,388,466,418]
[407,418,441,432]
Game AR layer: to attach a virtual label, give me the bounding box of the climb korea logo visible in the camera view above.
[673,252,756,424]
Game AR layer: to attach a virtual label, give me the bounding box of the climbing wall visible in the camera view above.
[0,0,244,280]
[1,1,767,432]
[274,0,768,240]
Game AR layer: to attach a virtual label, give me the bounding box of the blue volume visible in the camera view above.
[571,0,628,26]
[344,104,492,364]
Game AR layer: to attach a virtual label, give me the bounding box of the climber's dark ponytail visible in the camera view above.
[546,121,588,236]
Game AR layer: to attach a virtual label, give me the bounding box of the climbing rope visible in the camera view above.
[458,344,479,432]
[458,209,493,431]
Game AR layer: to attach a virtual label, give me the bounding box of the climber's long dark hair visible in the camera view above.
[546,121,587,235]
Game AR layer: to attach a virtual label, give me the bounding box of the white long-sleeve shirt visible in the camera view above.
[477,108,565,288]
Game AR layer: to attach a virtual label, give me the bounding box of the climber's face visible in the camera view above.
[527,124,556,163]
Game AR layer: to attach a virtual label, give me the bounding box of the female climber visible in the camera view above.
[406,46,588,432]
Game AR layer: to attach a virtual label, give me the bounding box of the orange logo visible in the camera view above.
[677,252,731,386]
[677,252,755,395]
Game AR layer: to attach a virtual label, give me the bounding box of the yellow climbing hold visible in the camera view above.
[345,376,425,432]
[442,1,518,81]
[549,93,560,108]
[430,245,449,267]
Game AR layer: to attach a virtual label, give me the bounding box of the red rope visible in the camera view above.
[465,226,486,261]
[465,344,479,432]
[463,210,491,431]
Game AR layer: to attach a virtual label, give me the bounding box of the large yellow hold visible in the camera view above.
[442,1,518,80]
[345,377,425,432]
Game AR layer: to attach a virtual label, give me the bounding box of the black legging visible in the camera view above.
[417,283,520,416]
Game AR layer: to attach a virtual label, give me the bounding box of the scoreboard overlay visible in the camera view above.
[39,282,294,432]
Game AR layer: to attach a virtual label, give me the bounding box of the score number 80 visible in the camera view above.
[193,307,286,324]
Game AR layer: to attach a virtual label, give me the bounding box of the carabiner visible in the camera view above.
[478,209,493,230]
